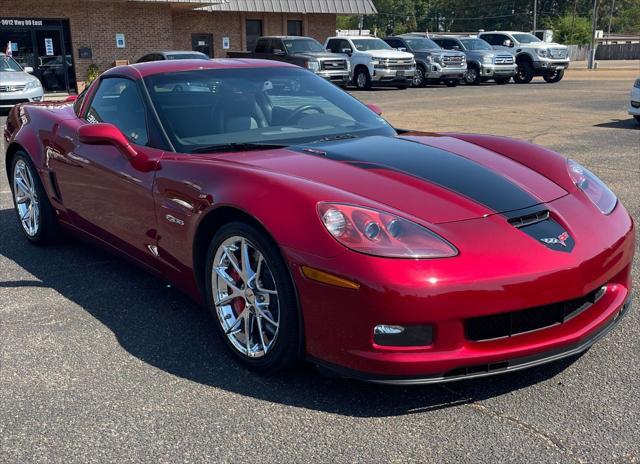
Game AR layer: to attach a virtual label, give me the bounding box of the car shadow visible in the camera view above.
[593,118,639,130]
[0,207,581,418]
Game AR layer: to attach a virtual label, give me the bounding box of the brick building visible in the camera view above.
[0,0,375,93]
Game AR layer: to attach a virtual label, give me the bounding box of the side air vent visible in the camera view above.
[508,209,549,228]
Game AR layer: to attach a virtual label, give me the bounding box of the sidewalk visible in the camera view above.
[570,59,640,70]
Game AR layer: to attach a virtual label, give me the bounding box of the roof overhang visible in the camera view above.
[197,0,377,14]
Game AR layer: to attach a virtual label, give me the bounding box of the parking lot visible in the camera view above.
[1,68,639,463]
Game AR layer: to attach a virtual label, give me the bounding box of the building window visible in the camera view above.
[287,20,303,36]
[245,19,262,51]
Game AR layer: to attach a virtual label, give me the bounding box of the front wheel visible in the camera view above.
[353,68,372,90]
[444,79,458,87]
[514,60,534,83]
[464,66,481,85]
[412,66,426,87]
[543,68,565,83]
[205,222,300,372]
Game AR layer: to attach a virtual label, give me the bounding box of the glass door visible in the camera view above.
[0,30,35,70]
[191,33,213,57]
[34,29,69,92]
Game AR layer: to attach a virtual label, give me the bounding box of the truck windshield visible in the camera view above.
[283,38,326,54]
[145,67,396,154]
[512,33,542,44]
[404,37,439,50]
[460,38,493,51]
[351,39,392,51]
[0,55,23,72]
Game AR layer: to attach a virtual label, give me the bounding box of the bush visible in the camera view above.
[86,64,100,83]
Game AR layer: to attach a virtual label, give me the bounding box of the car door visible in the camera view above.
[48,76,164,268]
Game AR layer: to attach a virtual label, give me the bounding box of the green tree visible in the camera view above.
[546,14,592,44]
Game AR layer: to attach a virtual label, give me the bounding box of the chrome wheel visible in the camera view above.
[356,72,367,88]
[13,159,40,237]
[413,67,424,87]
[465,67,478,84]
[211,236,280,358]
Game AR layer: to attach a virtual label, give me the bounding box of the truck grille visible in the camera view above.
[0,84,26,92]
[465,286,606,342]
[494,55,514,65]
[442,55,464,67]
[321,60,347,71]
[376,58,414,69]
[550,48,568,59]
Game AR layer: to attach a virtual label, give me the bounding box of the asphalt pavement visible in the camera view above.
[1,71,639,463]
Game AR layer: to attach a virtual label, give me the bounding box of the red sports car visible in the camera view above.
[3,59,634,384]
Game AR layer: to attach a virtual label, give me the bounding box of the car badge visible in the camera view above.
[540,231,570,247]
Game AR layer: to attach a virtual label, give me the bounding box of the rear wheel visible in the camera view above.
[543,68,565,83]
[10,151,59,245]
[354,67,372,90]
[205,222,300,372]
[494,76,510,85]
[514,60,534,83]
[464,65,481,85]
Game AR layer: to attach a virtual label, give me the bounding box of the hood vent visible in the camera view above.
[508,209,549,228]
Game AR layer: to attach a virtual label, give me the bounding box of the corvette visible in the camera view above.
[3,59,634,384]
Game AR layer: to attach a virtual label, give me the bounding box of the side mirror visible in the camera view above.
[503,39,513,47]
[24,66,34,73]
[365,103,382,116]
[78,123,137,159]
[452,45,461,51]
[341,48,352,56]
[397,47,407,52]
[273,49,285,56]
[326,48,332,53]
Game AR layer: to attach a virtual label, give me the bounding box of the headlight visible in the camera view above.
[425,55,432,63]
[567,159,617,214]
[634,78,640,88]
[433,54,443,64]
[483,55,493,64]
[318,203,458,258]
[306,60,320,72]
[536,48,550,58]
[24,79,42,91]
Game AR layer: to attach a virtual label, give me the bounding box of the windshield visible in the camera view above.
[167,53,208,60]
[0,55,23,72]
[404,37,439,50]
[145,67,395,153]
[512,33,541,44]
[351,38,392,51]
[283,38,326,54]
[460,38,493,51]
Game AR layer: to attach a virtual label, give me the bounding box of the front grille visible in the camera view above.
[0,84,26,92]
[0,98,29,106]
[442,55,465,67]
[377,58,414,67]
[321,59,347,71]
[375,64,414,70]
[495,55,514,65]
[465,286,607,341]
[550,48,567,59]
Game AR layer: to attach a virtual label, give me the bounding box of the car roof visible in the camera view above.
[478,31,521,34]
[106,58,297,78]
[328,36,378,40]
[158,50,208,56]
[260,36,317,40]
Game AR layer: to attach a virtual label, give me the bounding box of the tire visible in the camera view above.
[543,68,565,83]
[353,67,372,90]
[412,65,426,87]
[514,60,534,84]
[396,84,408,90]
[464,65,481,85]
[205,221,300,373]
[9,151,60,245]
[444,79,458,87]
[494,76,510,85]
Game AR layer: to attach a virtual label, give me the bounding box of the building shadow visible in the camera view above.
[0,207,581,418]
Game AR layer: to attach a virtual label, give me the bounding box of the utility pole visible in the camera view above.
[608,0,615,34]
[533,0,537,32]
[358,15,363,36]
[589,0,599,69]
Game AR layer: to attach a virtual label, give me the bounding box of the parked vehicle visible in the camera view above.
[227,36,350,86]
[325,36,415,90]
[0,53,44,111]
[4,59,634,384]
[478,31,569,83]
[629,77,640,125]
[383,35,466,87]
[432,35,516,85]
[137,51,209,63]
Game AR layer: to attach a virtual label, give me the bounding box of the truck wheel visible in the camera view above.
[494,76,510,85]
[444,79,458,87]
[354,68,372,90]
[543,69,565,83]
[412,65,426,87]
[464,65,481,85]
[514,60,534,84]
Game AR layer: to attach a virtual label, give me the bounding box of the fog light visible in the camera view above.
[373,324,433,347]
[32,96,43,101]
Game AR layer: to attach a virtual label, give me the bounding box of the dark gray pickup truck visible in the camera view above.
[227,36,350,86]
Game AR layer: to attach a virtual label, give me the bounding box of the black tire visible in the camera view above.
[444,79,458,87]
[205,221,300,373]
[9,151,60,245]
[412,65,426,87]
[634,115,640,125]
[464,65,482,85]
[396,84,408,90]
[543,68,565,83]
[514,60,534,84]
[353,67,372,90]
[494,76,511,85]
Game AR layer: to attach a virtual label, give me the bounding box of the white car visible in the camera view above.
[325,36,415,90]
[629,78,640,125]
[0,53,44,110]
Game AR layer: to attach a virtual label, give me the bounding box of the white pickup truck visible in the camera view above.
[325,36,416,90]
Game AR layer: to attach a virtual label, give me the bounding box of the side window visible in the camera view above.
[271,39,285,53]
[326,39,339,53]
[482,34,500,46]
[255,38,268,53]
[385,38,401,48]
[85,78,149,146]
[73,88,87,116]
[340,40,352,53]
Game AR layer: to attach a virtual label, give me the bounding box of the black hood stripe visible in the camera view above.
[295,136,540,214]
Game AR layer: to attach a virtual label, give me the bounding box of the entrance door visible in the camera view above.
[245,20,262,52]
[0,30,35,70]
[34,29,69,92]
[191,33,213,57]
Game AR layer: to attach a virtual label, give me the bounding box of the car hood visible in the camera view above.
[524,41,566,49]
[362,49,415,59]
[214,134,567,224]
[295,52,346,60]
[0,71,38,85]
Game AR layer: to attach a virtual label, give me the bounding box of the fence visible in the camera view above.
[567,43,640,61]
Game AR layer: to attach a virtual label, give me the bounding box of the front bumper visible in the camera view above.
[371,66,415,84]
[317,71,350,84]
[425,63,467,80]
[481,63,518,78]
[290,193,635,383]
[0,87,44,109]
[534,59,570,72]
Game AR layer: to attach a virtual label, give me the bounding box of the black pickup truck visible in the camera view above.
[227,36,350,86]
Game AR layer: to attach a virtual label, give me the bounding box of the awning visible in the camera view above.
[197,0,377,14]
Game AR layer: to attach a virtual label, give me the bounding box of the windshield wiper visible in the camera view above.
[190,142,289,154]
[309,134,359,144]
